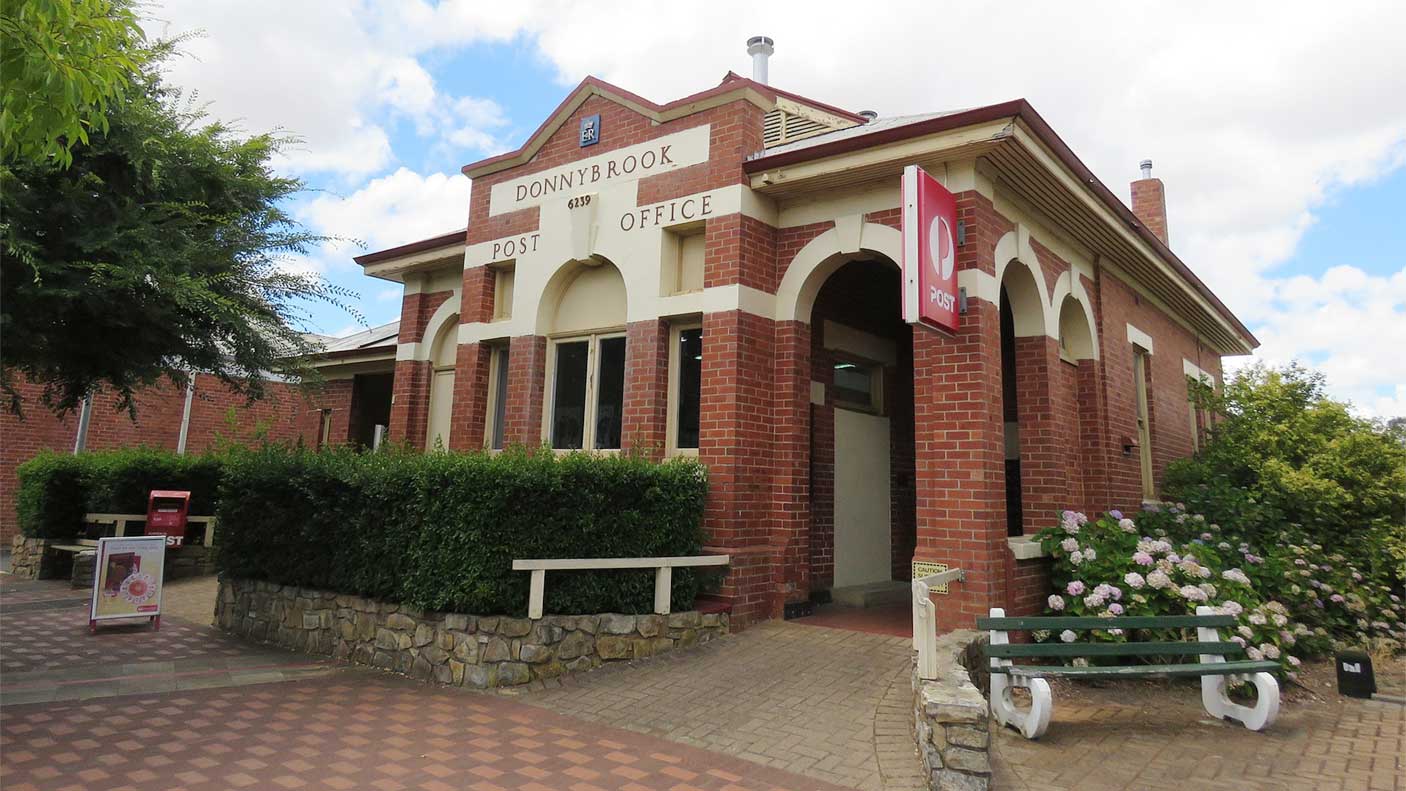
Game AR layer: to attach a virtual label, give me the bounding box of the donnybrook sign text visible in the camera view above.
[489,124,710,216]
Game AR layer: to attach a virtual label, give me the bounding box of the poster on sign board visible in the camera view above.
[89,535,165,631]
[901,165,961,332]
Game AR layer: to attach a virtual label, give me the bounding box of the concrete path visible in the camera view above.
[517,620,925,791]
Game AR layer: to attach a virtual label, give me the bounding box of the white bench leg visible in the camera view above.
[1201,671,1279,731]
[988,607,1052,740]
[1195,605,1279,731]
[991,674,1052,740]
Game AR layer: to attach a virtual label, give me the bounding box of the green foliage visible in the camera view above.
[15,452,90,538]
[15,447,223,538]
[1165,362,1406,582]
[1036,506,1406,679]
[1,50,357,417]
[215,446,712,616]
[0,0,149,167]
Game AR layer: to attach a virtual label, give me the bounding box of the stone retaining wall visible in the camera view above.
[8,536,52,579]
[913,630,991,791]
[216,576,729,689]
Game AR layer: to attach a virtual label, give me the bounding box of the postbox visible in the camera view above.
[145,490,190,549]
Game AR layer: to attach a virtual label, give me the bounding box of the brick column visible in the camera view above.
[771,320,812,605]
[1013,335,1065,533]
[912,303,1008,632]
[388,360,431,450]
[1076,358,1110,513]
[621,319,668,459]
[699,309,777,625]
[449,342,491,451]
[503,335,546,447]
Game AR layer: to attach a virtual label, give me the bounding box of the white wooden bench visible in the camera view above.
[512,555,730,619]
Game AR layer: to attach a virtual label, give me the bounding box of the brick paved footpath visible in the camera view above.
[0,576,906,791]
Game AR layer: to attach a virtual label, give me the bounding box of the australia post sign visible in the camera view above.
[901,165,960,332]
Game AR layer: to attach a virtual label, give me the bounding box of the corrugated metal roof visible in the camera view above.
[308,321,400,354]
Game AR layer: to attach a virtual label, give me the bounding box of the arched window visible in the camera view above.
[425,315,458,449]
[544,261,627,450]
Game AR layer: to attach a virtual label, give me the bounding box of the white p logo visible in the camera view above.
[929,214,955,281]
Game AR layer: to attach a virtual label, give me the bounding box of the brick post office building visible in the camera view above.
[321,46,1256,629]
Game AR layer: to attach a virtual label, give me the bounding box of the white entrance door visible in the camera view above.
[833,408,892,588]
[426,369,455,449]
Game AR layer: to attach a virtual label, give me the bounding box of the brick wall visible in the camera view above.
[1,371,325,544]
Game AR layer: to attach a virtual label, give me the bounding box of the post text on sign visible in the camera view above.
[619,195,713,232]
[491,233,541,261]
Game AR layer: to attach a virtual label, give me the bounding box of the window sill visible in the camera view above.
[1008,536,1048,560]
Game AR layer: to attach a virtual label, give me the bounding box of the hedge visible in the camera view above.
[215,446,711,616]
[16,448,224,539]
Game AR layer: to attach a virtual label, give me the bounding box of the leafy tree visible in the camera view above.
[1,0,149,167]
[1165,363,1406,582]
[1,54,357,415]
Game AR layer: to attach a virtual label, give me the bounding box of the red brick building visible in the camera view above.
[340,53,1255,629]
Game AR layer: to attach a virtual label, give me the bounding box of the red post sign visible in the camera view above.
[901,165,960,332]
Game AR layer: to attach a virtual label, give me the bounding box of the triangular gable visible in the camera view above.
[462,74,863,179]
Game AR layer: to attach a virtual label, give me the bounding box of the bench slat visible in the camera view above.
[992,659,1280,679]
[512,556,730,571]
[977,614,1235,630]
[987,641,1243,659]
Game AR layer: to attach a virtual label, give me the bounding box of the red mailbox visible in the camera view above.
[145,490,190,549]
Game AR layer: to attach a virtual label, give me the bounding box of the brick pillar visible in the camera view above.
[772,320,811,605]
[389,360,431,450]
[699,309,777,626]
[809,338,836,591]
[912,304,1008,632]
[1013,335,1065,533]
[621,319,668,459]
[503,335,546,447]
[449,342,491,451]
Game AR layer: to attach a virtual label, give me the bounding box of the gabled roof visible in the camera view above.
[744,99,1258,353]
[461,74,864,180]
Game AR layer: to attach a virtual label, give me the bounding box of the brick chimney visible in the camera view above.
[1131,159,1168,245]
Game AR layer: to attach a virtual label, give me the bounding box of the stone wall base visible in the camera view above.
[8,535,214,584]
[8,536,56,579]
[215,576,729,689]
[913,630,991,791]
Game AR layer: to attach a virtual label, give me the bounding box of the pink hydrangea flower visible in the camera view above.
[1047,594,1065,611]
[1060,537,1079,553]
[1066,581,1086,596]
[1124,572,1145,589]
[1132,551,1154,566]
[1060,629,1077,643]
[1118,518,1136,533]
[1221,569,1251,586]
[1084,593,1106,609]
[1261,644,1280,660]
[1146,570,1171,589]
[1107,603,1124,616]
[1179,585,1208,602]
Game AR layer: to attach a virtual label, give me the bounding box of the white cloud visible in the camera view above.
[300,167,470,256]
[145,0,512,175]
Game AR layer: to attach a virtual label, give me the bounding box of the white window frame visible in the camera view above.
[666,321,703,457]
[543,330,626,452]
[318,408,334,448]
[1133,348,1156,501]
[484,344,510,451]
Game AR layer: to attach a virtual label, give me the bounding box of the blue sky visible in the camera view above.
[147,0,1406,417]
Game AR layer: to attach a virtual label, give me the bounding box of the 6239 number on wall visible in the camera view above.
[567,194,593,210]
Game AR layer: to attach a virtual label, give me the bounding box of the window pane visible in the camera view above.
[490,348,509,450]
[833,361,875,409]
[551,341,589,449]
[594,337,626,449]
[676,328,702,448]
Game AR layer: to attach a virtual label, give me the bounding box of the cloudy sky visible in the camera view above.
[142,0,1406,418]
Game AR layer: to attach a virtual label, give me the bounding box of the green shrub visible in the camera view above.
[215,445,711,616]
[83,447,223,515]
[1036,506,1406,680]
[15,452,90,539]
[16,447,226,539]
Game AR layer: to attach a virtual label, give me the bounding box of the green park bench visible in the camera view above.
[976,606,1281,739]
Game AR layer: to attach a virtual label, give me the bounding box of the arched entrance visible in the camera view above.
[537,258,628,450]
[807,257,916,605]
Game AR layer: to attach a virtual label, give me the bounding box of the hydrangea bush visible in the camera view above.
[1035,505,1406,678]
